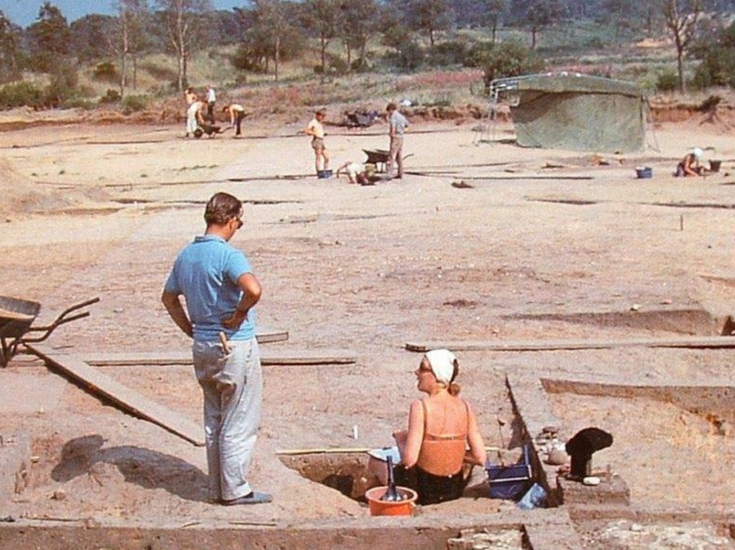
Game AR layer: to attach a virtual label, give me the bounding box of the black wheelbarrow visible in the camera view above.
[363,149,390,173]
[194,122,229,139]
[0,295,99,367]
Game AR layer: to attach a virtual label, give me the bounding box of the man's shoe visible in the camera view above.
[221,492,273,505]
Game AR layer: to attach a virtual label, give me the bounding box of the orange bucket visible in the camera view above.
[365,486,417,516]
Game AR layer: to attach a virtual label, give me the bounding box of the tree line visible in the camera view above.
[0,0,735,107]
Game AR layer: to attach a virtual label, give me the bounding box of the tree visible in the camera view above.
[339,0,381,69]
[113,0,150,96]
[408,0,453,48]
[690,19,735,88]
[0,10,21,82]
[156,0,211,91]
[70,14,115,63]
[509,0,565,49]
[26,2,71,72]
[381,6,423,70]
[600,0,644,42]
[478,0,506,43]
[300,0,341,74]
[245,0,298,81]
[659,0,703,92]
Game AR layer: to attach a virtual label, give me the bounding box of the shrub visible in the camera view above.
[122,94,149,114]
[99,88,121,104]
[481,41,545,94]
[328,55,349,75]
[0,81,44,110]
[383,40,424,71]
[231,44,267,73]
[656,70,679,92]
[44,65,79,108]
[427,40,468,67]
[61,97,96,110]
[692,49,735,89]
[690,21,735,89]
[464,41,495,68]
[93,61,118,83]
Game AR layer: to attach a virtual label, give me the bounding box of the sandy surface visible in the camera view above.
[1,107,735,535]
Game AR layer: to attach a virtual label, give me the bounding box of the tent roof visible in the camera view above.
[492,73,643,98]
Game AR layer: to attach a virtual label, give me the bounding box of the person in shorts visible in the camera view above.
[304,108,330,175]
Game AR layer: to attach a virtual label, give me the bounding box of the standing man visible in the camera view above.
[185,98,205,139]
[223,103,246,137]
[205,84,217,123]
[303,108,329,176]
[386,102,409,179]
[161,192,271,506]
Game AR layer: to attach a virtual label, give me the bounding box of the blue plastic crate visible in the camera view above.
[486,445,533,500]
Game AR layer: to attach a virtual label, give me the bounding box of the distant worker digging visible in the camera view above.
[675,147,707,177]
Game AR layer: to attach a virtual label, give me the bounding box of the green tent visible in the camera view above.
[491,73,648,153]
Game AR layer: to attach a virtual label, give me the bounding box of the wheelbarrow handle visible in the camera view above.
[22,297,99,343]
[56,297,100,321]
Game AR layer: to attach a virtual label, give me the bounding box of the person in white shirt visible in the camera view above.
[336,160,370,185]
[205,85,217,123]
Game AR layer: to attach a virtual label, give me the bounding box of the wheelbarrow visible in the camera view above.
[363,149,390,173]
[362,149,413,174]
[0,295,99,367]
[194,122,229,139]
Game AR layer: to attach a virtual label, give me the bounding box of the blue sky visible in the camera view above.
[0,1,244,28]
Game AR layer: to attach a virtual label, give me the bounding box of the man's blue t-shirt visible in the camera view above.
[164,235,256,342]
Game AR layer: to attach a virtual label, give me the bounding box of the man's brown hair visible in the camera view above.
[204,192,242,226]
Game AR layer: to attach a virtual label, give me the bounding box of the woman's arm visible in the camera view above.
[684,154,700,176]
[396,400,424,468]
[465,402,487,466]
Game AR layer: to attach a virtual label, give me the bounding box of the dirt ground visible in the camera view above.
[1,105,735,543]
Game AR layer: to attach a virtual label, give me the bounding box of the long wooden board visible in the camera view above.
[27,344,204,446]
[254,327,289,344]
[82,350,357,367]
[405,335,735,353]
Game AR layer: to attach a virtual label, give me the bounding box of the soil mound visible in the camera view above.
[0,159,109,218]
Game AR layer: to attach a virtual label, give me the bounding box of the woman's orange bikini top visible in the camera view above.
[416,398,469,476]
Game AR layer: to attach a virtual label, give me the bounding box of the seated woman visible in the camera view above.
[392,349,486,505]
[676,147,704,177]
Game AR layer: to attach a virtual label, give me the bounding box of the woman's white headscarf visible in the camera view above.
[424,349,457,385]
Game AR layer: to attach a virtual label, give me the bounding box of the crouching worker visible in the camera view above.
[223,103,246,137]
[676,147,705,177]
[336,160,372,185]
[386,349,487,505]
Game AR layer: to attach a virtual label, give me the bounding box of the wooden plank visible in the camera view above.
[405,335,735,353]
[255,327,289,344]
[82,350,357,367]
[26,344,204,447]
[276,445,502,456]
